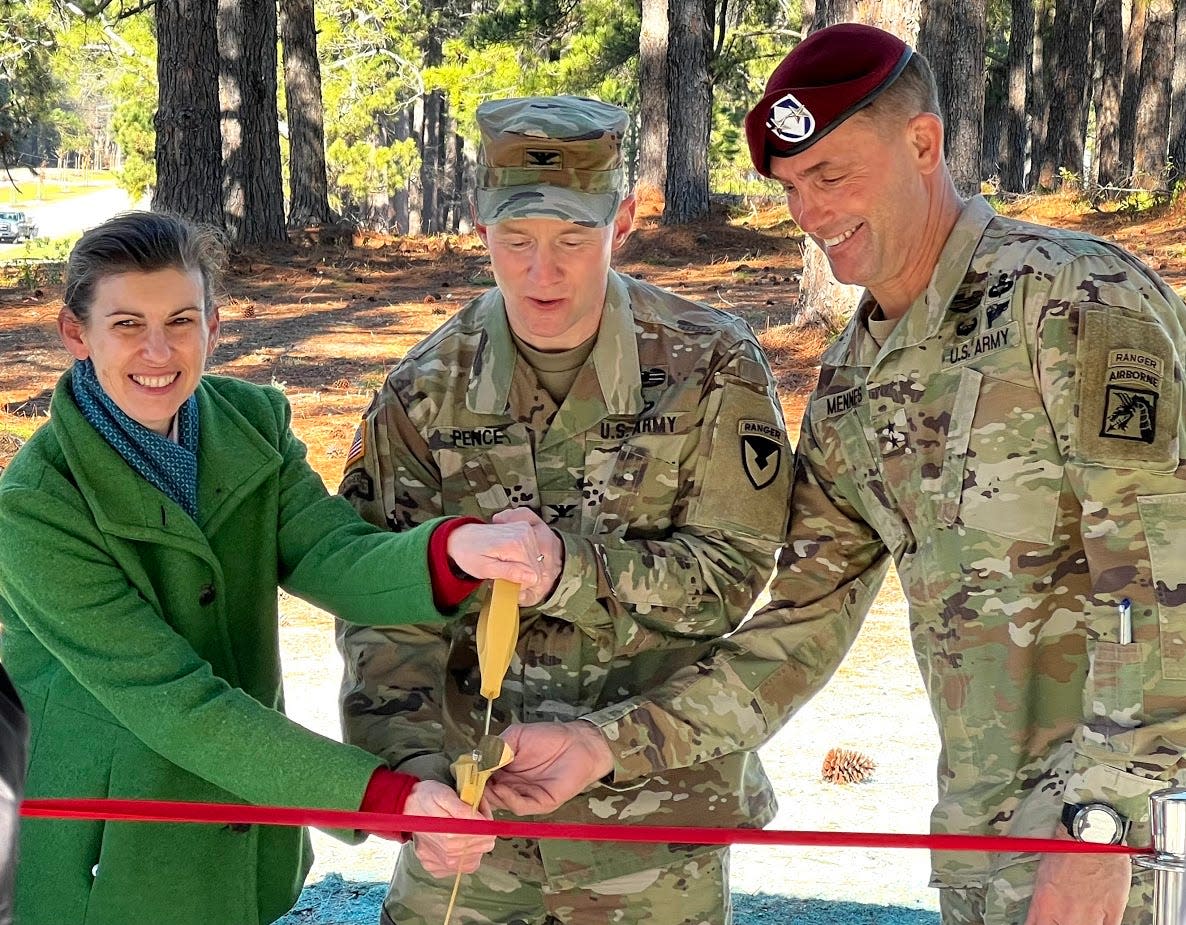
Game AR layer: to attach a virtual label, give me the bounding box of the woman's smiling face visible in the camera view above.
[60,266,220,434]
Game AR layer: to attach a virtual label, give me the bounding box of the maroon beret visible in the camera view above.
[745,23,914,177]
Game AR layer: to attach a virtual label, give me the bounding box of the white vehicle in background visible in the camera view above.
[0,210,36,243]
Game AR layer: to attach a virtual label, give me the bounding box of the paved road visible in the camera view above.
[0,186,145,256]
[26,186,143,239]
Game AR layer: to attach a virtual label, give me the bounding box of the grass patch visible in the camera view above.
[1,171,118,205]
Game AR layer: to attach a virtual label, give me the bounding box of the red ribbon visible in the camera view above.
[21,798,1148,855]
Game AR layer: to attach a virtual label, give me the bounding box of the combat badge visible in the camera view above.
[739,419,784,489]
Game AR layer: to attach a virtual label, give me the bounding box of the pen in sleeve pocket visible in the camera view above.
[1119,597,1133,645]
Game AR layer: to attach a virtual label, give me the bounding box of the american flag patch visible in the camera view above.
[344,425,366,471]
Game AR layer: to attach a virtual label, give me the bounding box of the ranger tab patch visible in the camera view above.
[738,420,785,490]
[1077,305,1178,469]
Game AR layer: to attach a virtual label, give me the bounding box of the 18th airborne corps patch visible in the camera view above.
[1078,306,1178,468]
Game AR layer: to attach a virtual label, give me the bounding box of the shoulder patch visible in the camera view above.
[1077,306,1179,468]
[344,424,366,471]
[739,420,785,490]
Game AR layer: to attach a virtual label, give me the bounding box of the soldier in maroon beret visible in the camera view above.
[491,20,1186,925]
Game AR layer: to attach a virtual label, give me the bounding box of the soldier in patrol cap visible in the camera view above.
[488,25,1186,925]
[336,95,791,924]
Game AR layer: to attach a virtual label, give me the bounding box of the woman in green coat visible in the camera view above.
[0,212,550,925]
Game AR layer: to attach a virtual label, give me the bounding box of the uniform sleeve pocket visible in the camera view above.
[687,382,790,542]
[1138,492,1186,680]
[1086,641,1145,747]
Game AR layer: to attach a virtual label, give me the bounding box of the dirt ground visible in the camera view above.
[2,193,1184,923]
[4,192,1184,469]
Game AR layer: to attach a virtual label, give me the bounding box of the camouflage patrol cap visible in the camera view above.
[474,96,628,228]
[745,23,913,177]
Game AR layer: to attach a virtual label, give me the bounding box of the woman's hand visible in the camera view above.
[446,521,544,590]
[490,509,563,606]
[403,780,497,878]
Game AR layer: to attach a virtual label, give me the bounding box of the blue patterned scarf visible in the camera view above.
[70,358,200,518]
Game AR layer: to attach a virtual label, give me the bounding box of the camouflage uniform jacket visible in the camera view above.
[589,197,1186,888]
[337,270,791,888]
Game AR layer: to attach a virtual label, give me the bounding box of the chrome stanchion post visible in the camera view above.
[1135,788,1186,925]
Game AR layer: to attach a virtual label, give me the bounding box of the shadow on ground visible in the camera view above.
[277,874,940,924]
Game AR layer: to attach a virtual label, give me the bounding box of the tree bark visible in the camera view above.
[219,0,286,245]
[1118,0,1148,179]
[153,0,224,225]
[1092,0,1124,187]
[1169,0,1186,189]
[1028,0,1054,188]
[1001,0,1032,191]
[639,0,669,201]
[981,52,1006,182]
[919,0,987,198]
[408,97,425,236]
[662,0,712,224]
[1132,0,1174,189]
[1036,0,1092,188]
[280,0,332,228]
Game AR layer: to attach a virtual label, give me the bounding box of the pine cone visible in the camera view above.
[330,377,351,391]
[821,747,876,785]
[243,304,257,318]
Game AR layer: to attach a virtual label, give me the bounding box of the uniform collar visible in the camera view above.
[897,195,997,346]
[821,195,997,371]
[466,270,644,417]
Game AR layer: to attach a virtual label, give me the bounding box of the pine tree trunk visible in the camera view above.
[795,0,921,330]
[408,97,425,236]
[1118,0,1148,180]
[1001,0,1032,191]
[1133,0,1174,190]
[413,0,446,235]
[280,0,332,228]
[1093,0,1124,188]
[919,0,987,198]
[392,108,412,234]
[981,55,1006,182]
[1029,0,1054,187]
[1169,0,1186,189]
[662,0,711,224]
[639,0,669,201]
[153,0,224,225]
[219,0,287,245]
[1036,0,1092,188]
[419,90,444,233]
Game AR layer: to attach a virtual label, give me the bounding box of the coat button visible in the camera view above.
[198,585,217,606]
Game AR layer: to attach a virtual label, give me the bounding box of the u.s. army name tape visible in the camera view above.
[21,798,1146,855]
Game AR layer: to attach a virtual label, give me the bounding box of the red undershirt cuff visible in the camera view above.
[427,516,485,609]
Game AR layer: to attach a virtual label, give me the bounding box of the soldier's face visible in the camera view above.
[58,267,219,435]
[770,110,945,314]
[478,199,635,350]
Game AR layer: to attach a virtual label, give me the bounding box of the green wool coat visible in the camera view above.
[0,372,447,925]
